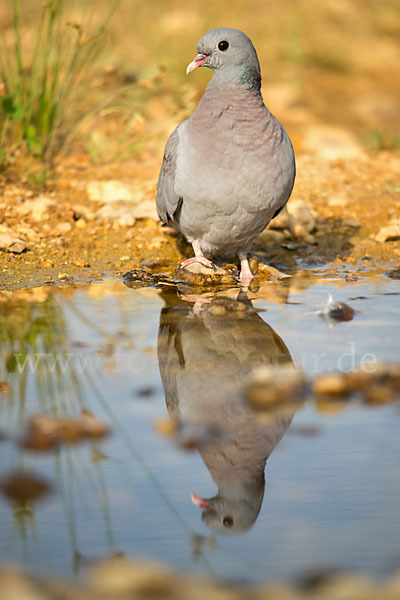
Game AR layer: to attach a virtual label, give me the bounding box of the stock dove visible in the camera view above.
[156,28,295,281]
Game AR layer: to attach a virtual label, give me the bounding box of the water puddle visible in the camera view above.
[0,273,399,584]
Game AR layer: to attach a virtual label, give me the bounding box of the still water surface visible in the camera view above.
[0,273,399,583]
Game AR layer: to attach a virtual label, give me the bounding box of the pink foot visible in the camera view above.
[179,256,216,270]
[239,255,254,283]
[240,271,254,284]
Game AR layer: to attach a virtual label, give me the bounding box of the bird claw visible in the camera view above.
[178,256,216,270]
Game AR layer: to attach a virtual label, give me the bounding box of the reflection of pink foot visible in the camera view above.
[179,293,211,304]
[179,256,216,270]
[180,295,211,314]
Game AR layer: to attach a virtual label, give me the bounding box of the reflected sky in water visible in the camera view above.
[0,274,399,583]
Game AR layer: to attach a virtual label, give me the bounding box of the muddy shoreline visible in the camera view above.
[1,150,399,291]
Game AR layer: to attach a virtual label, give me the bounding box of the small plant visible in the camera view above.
[365,129,400,151]
[0,0,115,165]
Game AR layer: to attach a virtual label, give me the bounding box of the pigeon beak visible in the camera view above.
[190,491,211,510]
[186,54,209,74]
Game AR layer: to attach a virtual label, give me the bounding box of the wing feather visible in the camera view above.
[156,125,183,226]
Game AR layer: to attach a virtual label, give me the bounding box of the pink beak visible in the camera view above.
[186,53,209,74]
[190,492,211,510]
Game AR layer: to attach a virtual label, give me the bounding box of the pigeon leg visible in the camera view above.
[238,252,254,282]
[179,241,215,269]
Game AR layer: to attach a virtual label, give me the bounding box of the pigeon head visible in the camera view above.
[191,488,264,535]
[186,28,261,89]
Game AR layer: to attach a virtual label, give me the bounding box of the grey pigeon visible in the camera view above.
[156,28,296,282]
[157,290,296,533]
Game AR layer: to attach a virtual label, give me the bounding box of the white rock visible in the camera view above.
[253,229,285,249]
[375,225,400,243]
[15,196,55,221]
[55,222,72,234]
[343,215,360,228]
[130,200,158,220]
[268,206,292,230]
[87,180,144,203]
[303,125,367,161]
[328,195,348,207]
[96,203,136,227]
[88,180,159,221]
[287,199,316,233]
[0,226,26,253]
[72,204,95,221]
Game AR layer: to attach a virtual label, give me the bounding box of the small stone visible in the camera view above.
[141,257,169,269]
[343,215,361,228]
[21,414,109,451]
[87,180,144,203]
[364,384,396,406]
[148,236,167,250]
[80,414,110,439]
[292,223,309,239]
[88,557,175,596]
[15,196,55,221]
[75,218,87,229]
[315,396,348,415]
[174,260,236,288]
[375,225,400,243]
[313,374,348,396]
[131,200,159,221]
[0,570,52,600]
[246,365,306,410]
[123,269,160,288]
[249,256,259,272]
[207,298,248,316]
[268,206,292,230]
[282,241,309,251]
[220,263,238,276]
[57,272,71,280]
[253,229,285,248]
[43,260,54,268]
[55,222,72,234]
[72,258,90,267]
[153,417,177,437]
[96,202,136,227]
[327,300,355,321]
[72,204,95,221]
[0,228,27,254]
[328,195,348,207]
[0,381,9,394]
[16,226,39,242]
[302,125,366,161]
[287,199,316,233]
[257,263,291,280]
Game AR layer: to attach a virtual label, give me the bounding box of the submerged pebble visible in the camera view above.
[315,295,355,322]
[312,363,400,405]
[246,364,307,411]
[206,297,249,316]
[0,381,9,394]
[313,374,349,396]
[123,269,161,288]
[20,414,110,452]
[0,471,51,503]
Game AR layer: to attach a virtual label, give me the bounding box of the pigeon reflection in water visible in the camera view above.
[157,291,297,535]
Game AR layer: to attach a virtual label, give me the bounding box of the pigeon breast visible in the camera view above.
[174,82,295,256]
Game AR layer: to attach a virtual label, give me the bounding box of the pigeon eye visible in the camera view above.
[222,516,233,527]
[218,40,229,51]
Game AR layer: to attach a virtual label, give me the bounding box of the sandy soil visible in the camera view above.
[0,147,399,291]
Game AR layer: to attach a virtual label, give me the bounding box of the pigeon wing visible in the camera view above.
[156,125,183,226]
